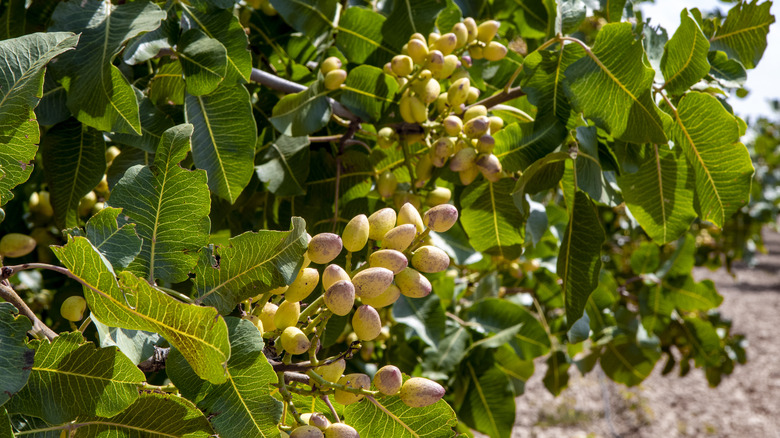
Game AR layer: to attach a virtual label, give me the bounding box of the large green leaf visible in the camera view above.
[270,80,331,137]
[617,144,696,244]
[52,236,231,384]
[344,393,457,438]
[110,124,210,283]
[0,32,78,205]
[458,364,515,438]
[661,10,711,95]
[193,217,308,314]
[256,136,311,197]
[69,393,214,437]
[382,0,446,49]
[709,0,775,69]
[668,92,753,227]
[542,351,570,396]
[49,0,165,134]
[110,91,177,153]
[707,50,747,88]
[168,318,282,438]
[178,29,228,96]
[493,122,566,173]
[467,298,550,360]
[41,119,106,229]
[340,65,399,123]
[83,206,142,270]
[393,294,447,349]
[186,84,257,203]
[558,190,605,327]
[5,332,144,424]
[521,44,584,129]
[180,4,252,84]
[600,338,660,386]
[0,303,34,408]
[269,0,336,46]
[564,22,670,144]
[0,408,11,438]
[460,179,524,259]
[336,7,397,65]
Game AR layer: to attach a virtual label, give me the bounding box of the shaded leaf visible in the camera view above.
[256,136,311,197]
[178,29,228,96]
[110,91,177,154]
[344,394,457,438]
[270,80,331,137]
[600,339,660,386]
[269,0,336,46]
[458,364,515,438]
[639,283,673,335]
[0,303,34,408]
[84,206,142,270]
[663,276,723,312]
[661,9,711,95]
[6,332,144,424]
[424,326,470,374]
[0,0,25,39]
[542,351,570,396]
[91,315,162,365]
[460,179,524,259]
[468,298,550,360]
[601,0,626,22]
[630,242,660,274]
[707,50,747,88]
[381,0,446,50]
[336,7,396,65]
[149,61,186,106]
[393,294,447,349]
[494,121,567,174]
[709,0,775,69]
[340,65,399,123]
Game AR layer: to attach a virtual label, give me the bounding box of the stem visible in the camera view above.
[156,286,194,304]
[345,251,353,276]
[332,155,342,233]
[400,139,418,194]
[306,370,380,396]
[276,371,305,426]
[78,315,92,333]
[503,64,524,94]
[310,134,343,142]
[139,382,179,393]
[303,311,331,335]
[0,280,57,340]
[406,228,432,254]
[469,85,526,111]
[299,295,326,321]
[322,395,340,422]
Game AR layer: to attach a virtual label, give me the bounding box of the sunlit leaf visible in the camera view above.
[340,65,398,123]
[336,7,396,65]
[709,0,775,69]
[344,393,457,438]
[660,10,710,95]
[83,206,142,270]
[381,0,446,49]
[460,179,524,259]
[178,29,228,96]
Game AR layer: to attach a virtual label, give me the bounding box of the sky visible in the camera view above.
[639,0,780,122]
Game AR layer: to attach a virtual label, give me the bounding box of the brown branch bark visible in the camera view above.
[0,279,58,341]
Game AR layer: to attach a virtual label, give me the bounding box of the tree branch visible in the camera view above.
[0,277,58,341]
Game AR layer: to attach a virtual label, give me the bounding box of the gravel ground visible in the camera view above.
[479,228,780,438]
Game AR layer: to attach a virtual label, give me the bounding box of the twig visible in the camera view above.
[321,395,340,422]
[0,280,58,341]
[469,85,526,111]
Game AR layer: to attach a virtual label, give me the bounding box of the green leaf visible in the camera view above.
[709,0,775,69]
[600,339,660,386]
[393,294,447,349]
[683,317,720,367]
[564,22,670,144]
[150,61,186,106]
[0,0,25,39]
[168,318,282,438]
[707,50,747,88]
[0,303,34,408]
[344,393,457,438]
[51,236,231,384]
[269,0,336,46]
[336,7,396,65]
[41,119,106,229]
[382,0,446,49]
[494,345,534,395]
[270,80,331,137]
[180,5,252,84]
[178,29,228,96]
[91,316,162,365]
[660,10,711,95]
[49,0,165,134]
[630,242,660,274]
[501,0,549,39]
[521,44,583,129]
[0,408,11,438]
[468,298,550,360]
[542,351,570,396]
[84,206,142,270]
[511,151,570,214]
[493,122,566,174]
[458,364,515,438]
[110,91,177,153]
[639,283,673,335]
[668,91,754,227]
[340,65,399,123]
[256,136,311,197]
[601,0,626,22]
[109,124,210,283]
[574,126,621,206]
[558,190,605,327]
[5,332,144,424]
[186,84,257,203]
[663,276,723,312]
[616,144,696,244]
[423,326,471,374]
[70,393,214,437]
[460,179,524,259]
[193,217,308,314]
[0,32,78,205]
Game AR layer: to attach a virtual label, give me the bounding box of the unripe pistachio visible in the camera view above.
[398,202,424,233]
[281,326,310,355]
[463,115,490,138]
[270,285,288,295]
[434,54,459,79]
[105,145,121,163]
[427,32,440,47]
[368,249,408,274]
[274,300,300,330]
[324,69,347,90]
[324,423,359,438]
[459,165,481,185]
[426,50,444,72]
[408,95,427,123]
[463,105,487,123]
[243,314,263,333]
[30,191,53,218]
[316,358,346,383]
[443,115,463,136]
[78,191,98,217]
[417,69,432,81]
[395,268,432,298]
[476,134,495,153]
[352,305,382,341]
[476,153,503,182]
[258,302,278,332]
[463,17,478,42]
[415,77,441,104]
[0,233,36,258]
[489,116,504,133]
[303,413,330,431]
[423,204,459,232]
[477,20,500,43]
[484,41,508,61]
[321,57,342,75]
[373,365,403,395]
[410,32,426,43]
[447,78,470,107]
[368,208,397,241]
[260,1,277,16]
[382,224,417,251]
[377,126,396,149]
[334,373,370,405]
[435,92,449,113]
[61,296,87,322]
[307,233,342,264]
[466,86,481,104]
[407,39,429,65]
[322,264,350,290]
[383,62,394,76]
[449,147,477,172]
[393,192,422,210]
[285,268,320,302]
[425,186,452,206]
[452,22,469,47]
[324,280,355,316]
[342,214,370,252]
[469,45,484,60]
[399,95,415,123]
[360,284,401,309]
[91,201,105,215]
[411,245,451,273]
[377,171,398,199]
[351,267,394,298]
[433,32,457,55]
[391,55,414,77]
[400,377,445,408]
[415,153,433,183]
[460,54,473,67]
